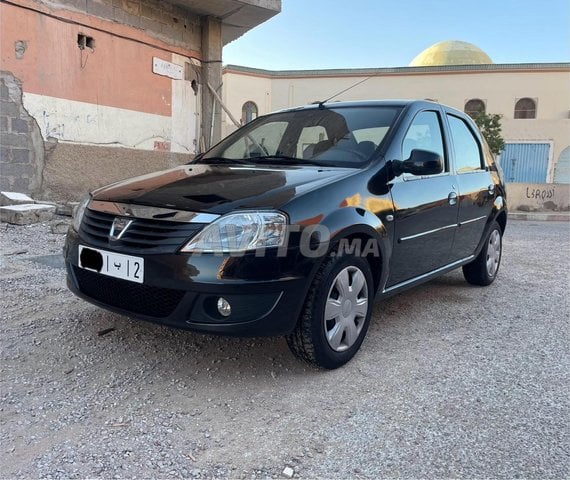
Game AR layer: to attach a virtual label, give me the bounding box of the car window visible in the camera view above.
[222,121,288,158]
[201,106,402,168]
[402,111,446,172]
[352,127,389,146]
[297,126,328,158]
[447,114,483,173]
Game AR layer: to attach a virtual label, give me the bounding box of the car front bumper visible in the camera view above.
[64,229,311,336]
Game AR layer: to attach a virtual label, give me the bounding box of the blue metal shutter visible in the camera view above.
[500,143,550,183]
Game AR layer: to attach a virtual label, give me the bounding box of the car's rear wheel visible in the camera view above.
[286,253,374,369]
[462,221,503,286]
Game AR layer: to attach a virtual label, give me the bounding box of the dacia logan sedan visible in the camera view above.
[65,100,507,369]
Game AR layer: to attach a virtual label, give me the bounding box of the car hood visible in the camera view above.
[92,164,355,215]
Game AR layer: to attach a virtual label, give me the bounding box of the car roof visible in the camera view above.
[277,99,440,113]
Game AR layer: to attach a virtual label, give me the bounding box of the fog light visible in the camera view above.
[217,297,231,317]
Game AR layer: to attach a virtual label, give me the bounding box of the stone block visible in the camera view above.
[0,82,9,100]
[0,116,7,132]
[0,191,34,205]
[121,0,140,15]
[51,220,71,234]
[0,101,19,117]
[87,0,114,19]
[11,148,30,163]
[113,6,140,27]
[56,202,79,216]
[0,146,11,161]
[0,204,56,225]
[0,132,28,148]
[60,0,87,11]
[141,0,160,20]
[10,118,28,133]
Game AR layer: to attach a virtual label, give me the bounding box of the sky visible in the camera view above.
[223,0,570,70]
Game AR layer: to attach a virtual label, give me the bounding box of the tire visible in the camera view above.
[286,252,374,369]
[462,221,503,286]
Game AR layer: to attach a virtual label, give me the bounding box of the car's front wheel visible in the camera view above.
[462,220,503,286]
[286,253,374,369]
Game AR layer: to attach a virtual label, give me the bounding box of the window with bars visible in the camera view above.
[514,98,537,119]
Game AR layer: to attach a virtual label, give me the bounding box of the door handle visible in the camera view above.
[488,184,495,195]
[448,191,458,206]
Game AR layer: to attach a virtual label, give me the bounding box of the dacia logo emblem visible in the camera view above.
[109,216,133,240]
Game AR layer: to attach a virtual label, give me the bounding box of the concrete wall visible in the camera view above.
[507,183,570,212]
[43,142,189,201]
[222,67,570,182]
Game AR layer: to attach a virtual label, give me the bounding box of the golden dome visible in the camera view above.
[410,41,493,67]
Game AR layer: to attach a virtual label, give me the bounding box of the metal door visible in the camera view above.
[501,143,550,183]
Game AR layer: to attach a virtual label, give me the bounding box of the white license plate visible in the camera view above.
[78,245,144,284]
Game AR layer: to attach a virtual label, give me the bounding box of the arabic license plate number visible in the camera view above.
[78,245,144,283]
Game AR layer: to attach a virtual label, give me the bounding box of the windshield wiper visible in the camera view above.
[249,155,329,167]
[194,157,253,166]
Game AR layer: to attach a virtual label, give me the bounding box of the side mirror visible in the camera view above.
[392,149,443,177]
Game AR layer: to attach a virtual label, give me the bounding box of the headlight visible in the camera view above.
[73,194,91,232]
[181,211,287,253]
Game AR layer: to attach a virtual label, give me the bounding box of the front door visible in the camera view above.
[387,110,458,287]
[446,113,495,260]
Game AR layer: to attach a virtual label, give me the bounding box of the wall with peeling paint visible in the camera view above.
[0,0,202,198]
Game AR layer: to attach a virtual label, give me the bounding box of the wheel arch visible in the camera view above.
[316,207,392,295]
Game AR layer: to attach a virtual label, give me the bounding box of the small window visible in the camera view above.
[402,111,446,172]
[514,98,537,119]
[447,115,483,173]
[464,99,486,119]
[241,101,258,124]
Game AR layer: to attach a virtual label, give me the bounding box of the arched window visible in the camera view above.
[241,101,258,124]
[514,98,537,119]
[464,99,486,119]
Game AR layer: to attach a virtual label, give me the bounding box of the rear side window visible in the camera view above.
[402,111,446,172]
[447,115,483,173]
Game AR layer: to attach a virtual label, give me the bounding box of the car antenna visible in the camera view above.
[315,73,378,108]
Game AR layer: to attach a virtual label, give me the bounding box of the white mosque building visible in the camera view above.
[221,40,570,184]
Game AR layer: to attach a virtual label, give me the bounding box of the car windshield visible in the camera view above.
[197,106,402,168]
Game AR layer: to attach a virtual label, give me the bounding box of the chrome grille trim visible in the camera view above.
[89,200,220,224]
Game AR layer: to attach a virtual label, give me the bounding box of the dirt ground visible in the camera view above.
[1,220,568,479]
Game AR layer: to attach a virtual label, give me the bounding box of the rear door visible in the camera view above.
[445,113,494,260]
[387,109,458,287]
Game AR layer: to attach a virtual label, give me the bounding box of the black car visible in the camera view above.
[65,100,507,369]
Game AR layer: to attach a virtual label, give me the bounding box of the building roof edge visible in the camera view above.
[223,63,570,77]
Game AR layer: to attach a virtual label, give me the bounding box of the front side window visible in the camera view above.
[447,114,483,173]
[514,98,537,119]
[242,101,258,124]
[464,99,486,119]
[201,106,402,168]
[402,111,446,171]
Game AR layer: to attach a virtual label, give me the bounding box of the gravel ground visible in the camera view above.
[1,219,569,479]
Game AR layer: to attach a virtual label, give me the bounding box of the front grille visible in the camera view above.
[74,267,185,318]
[79,208,204,254]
